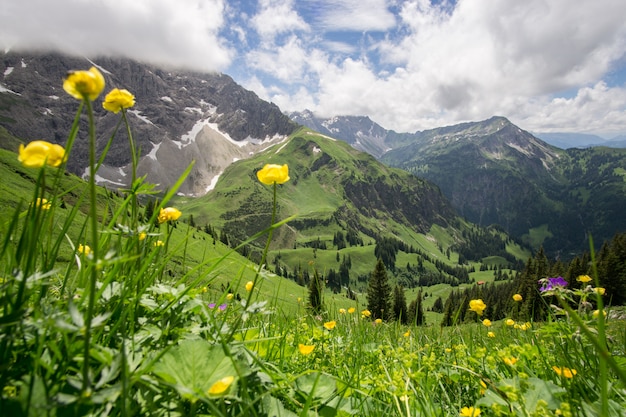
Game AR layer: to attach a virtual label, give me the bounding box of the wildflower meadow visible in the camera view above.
[1,66,625,416]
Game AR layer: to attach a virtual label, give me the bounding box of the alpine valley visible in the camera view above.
[290,112,626,256]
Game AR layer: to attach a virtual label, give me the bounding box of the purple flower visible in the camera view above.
[208,303,216,309]
[218,303,227,311]
[539,276,568,292]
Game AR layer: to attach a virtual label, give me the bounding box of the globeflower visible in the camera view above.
[63,66,105,101]
[512,293,523,302]
[361,309,371,318]
[505,319,515,326]
[482,319,492,327]
[207,375,235,395]
[245,281,254,292]
[102,88,135,113]
[323,320,336,330]
[593,287,606,295]
[552,366,577,378]
[298,344,315,355]
[339,308,346,314]
[158,207,182,223]
[374,318,383,325]
[539,276,568,292]
[257,164,290,185]
[469,299,487,316]
[18,140,66,168]
[459,406,481,416]
[487,331,495,338]
[78,244,91,256]
[503,357,517,366]
[348,307,355,314]
[32,198,51,210]
[577,275,592,283]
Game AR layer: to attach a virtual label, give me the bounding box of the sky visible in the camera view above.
[2,0,626,138]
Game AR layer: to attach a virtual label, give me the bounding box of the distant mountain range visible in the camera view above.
[290,112,626,255]
[532,132,626,149]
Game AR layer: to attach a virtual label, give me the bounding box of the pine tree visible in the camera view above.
[308,269,324,314]
[392,285,408,324]
[366,258,392,320]
[415,289,425,326]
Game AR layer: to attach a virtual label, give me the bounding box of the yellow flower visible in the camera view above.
[154,240,165,247]
[256,164,290,185]
[482,319,492,327]
[469,299,487,315]
[460,406,481,416]
[158,207,182,223]
[138,232,147,241]
[348,307,355,314]
[593,287,606,295]
[298,344,315,355]
[512,293,523,302]
[339,308,346,314]
[505,319,515,327]
[361,309,371,318]
[374,318,383,325]
[323,320,336,330]
[63,67,105,101]
[227,293,234,300]
[102,88,135,113]
[487,331,495,338]
[403,330,410,337]
[503,357,517,366]
[552,366,577,378]
[245,281,254,292]
[18,140,66,168]
[78,244,91,256]
[33,198,51,210]
[593,309,607,318]
[207,375,234,395]
[577,275,592,283]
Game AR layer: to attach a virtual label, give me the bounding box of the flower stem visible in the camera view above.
[82,97,99,394]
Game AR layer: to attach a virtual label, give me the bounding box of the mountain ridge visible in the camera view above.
[290,112,626,255]
[0,51,299,195]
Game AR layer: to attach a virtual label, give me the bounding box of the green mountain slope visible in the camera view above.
[177,128,529,292]
[381,117,626,255]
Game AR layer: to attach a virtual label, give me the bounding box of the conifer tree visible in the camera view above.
[392,285,408,324]
[366,258,392,320]
[308,269,324,314]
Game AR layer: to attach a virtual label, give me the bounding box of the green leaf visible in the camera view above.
[521,377,565,411]
[152,339,242,401]
[296,372,337,402]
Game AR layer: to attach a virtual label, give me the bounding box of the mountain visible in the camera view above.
[533,132,608,149]
[290,112,626,255]
[288,110,393,157]
[177,128,529,289]
[604,135,626,148]
[0,51,298,195]
[181,128,456,247]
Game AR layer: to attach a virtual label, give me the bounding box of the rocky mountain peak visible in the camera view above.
[0,51,299,195]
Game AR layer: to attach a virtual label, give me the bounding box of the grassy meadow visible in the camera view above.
[1,69,625,417]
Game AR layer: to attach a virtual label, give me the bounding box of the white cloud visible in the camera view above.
[246,36,312,82]
[251,0,310,43]
[1,0,626,135]
[292,0,626,134]
[0,0,233,71]
[309,0,397,32]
